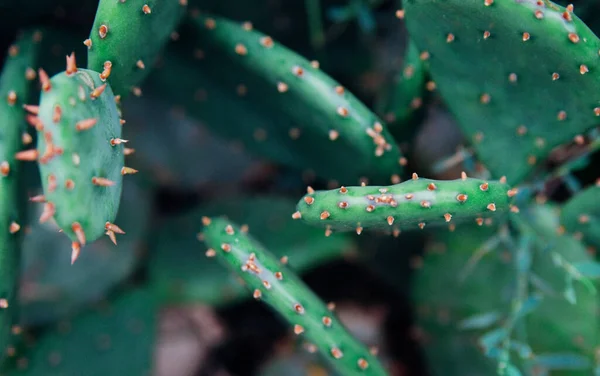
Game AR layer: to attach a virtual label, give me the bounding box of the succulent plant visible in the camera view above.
[0,0,599,375]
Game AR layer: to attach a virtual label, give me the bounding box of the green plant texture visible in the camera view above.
[0,0,599,375]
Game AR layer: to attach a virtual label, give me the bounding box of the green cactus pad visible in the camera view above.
[403,0,600,184]
[0,30,40,366]
[201,217,389,376]
[19,179,152,326]
[295,177,515,233]
[86,0,187,97]
[147,14,404,185]
[375,38,427,141]
[149,197,355,307]
[559,182,600,251]
[35,65,125,248]
[3,288,157,376]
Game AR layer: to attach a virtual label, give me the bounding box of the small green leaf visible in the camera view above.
[459,311,502,330]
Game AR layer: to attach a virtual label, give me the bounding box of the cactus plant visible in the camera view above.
[295,176,516,233]
[402,0,600,184]
[86,0,187,97]
[201,217,388,375]
[23,58,129,262]
[0,30,40,366]
[1,0,600,374]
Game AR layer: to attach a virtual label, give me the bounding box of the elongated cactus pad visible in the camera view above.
[30,59,128,259]
[148,14,404,184]
[4,288,157,376]
[201,217,388,376]
[403,0,600,184]
[559,182,600,252]
[86,0,187,97]
[0,30,39,366]
[295,176,515,233]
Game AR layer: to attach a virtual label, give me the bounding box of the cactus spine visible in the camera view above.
[200,217,389,376]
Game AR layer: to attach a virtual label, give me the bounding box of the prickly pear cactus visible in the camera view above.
[86,0,187,97]
[201,217,389,376]
[148,14,405,185]
[295,176,516,233]
[402,0,600,184]
[0,30,39,366]
[25,59,130,260]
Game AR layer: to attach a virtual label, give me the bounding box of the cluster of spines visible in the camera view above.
[200,217,389,375]
[18,54,137,263]
[293,172,518,235]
